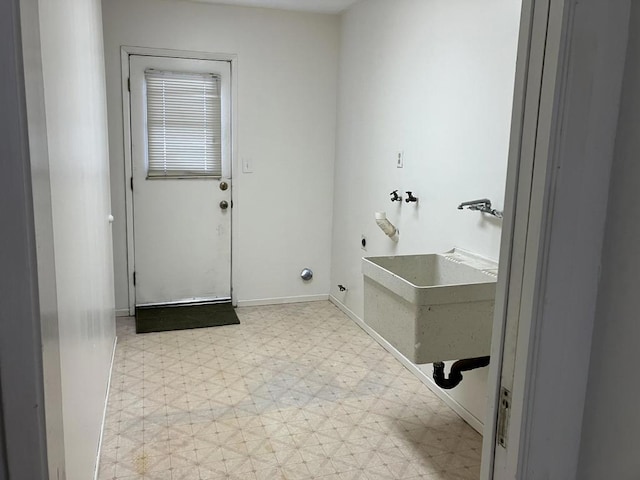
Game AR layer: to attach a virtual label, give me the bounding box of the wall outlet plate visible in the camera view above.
[396,151,404,168]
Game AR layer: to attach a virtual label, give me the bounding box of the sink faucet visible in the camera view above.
[458,198,503,218]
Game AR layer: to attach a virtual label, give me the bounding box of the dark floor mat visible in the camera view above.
[135,302,240,334]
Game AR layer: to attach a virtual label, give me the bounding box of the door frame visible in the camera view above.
[481,0,559,474]
[120,46,239,315]
[482,0,630,478]
[1,0,49,477]
[2,1,629,478]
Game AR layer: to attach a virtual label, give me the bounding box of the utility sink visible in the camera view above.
[362,249,498,364]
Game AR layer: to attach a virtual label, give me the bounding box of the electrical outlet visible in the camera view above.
[396,151,404,168]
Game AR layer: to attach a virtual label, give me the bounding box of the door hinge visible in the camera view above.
[133,271,136,286]
[130,177,133,191]
[127,77,130,92]
[497,386,511,448]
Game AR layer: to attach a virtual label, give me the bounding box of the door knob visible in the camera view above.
[219,181,228,191]
[220,200,229,210]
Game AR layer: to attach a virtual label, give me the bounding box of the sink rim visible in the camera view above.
[362,253,497,289]
[363,253,496,289]
[362,250,498,306]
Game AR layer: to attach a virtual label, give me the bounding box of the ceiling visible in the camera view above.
[188,0,359,14]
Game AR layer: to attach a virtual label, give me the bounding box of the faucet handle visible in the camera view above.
[405,191,418,203]
[390,190,402,202]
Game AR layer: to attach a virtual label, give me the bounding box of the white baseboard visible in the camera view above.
[94,336,117,480]
[329,295,484,434]
[115,308,130,317]
[236,294,329,307]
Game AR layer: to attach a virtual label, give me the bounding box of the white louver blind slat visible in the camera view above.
[145,69,222,177]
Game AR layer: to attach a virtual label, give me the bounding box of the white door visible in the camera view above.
[129,55,232,306]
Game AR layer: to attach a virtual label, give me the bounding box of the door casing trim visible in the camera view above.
[481,0,630,477]
[120,46,239,314]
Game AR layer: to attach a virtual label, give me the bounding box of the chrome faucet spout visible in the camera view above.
[458,198,503,219]
[458,198,491,210]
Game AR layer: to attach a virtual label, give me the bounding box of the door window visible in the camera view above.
[144,69,222,177]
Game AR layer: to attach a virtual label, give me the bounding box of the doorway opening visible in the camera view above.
[122,49,238,318]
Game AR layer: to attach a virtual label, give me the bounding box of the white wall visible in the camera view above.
[35,0,117,476]
[578,4,639,477]
[101,0,340,312]
[330,0,520,425]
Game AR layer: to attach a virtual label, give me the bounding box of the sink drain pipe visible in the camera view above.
[432,356,490,389]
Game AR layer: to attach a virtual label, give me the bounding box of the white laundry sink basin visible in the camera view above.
[362,249,498,364]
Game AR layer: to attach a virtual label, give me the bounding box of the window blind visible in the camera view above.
[145,69,222,177]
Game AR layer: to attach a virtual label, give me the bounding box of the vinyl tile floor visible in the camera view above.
[98,301,482,480]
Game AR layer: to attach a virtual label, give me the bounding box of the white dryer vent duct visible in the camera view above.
[375,212,399,242]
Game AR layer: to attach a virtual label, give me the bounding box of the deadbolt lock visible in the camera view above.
[219,181,228,191]
[220,200,229,210]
